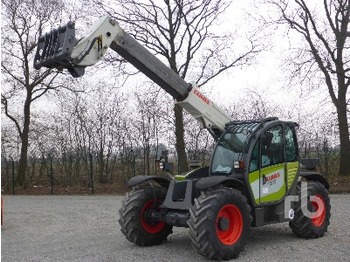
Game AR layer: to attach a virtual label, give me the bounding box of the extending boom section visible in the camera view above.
[33,16,233,137]
[176,86,232,138]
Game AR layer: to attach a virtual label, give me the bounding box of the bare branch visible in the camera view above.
[1,94,23,138]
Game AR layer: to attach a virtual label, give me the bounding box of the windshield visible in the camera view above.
[211,123,259,174]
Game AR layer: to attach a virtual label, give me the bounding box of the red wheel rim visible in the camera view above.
[311,194,326,227]
[140,200,166,234]
[216,204,243,245]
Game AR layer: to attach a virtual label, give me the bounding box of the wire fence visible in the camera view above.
[1,152,146,195]
[299,139,340,178]
[1,141,340,195]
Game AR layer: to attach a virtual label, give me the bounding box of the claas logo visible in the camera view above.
[263,173,280,185]
[194,89,209,105]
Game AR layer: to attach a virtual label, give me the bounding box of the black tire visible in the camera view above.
[188,188,252,260]
[289,181,331,238]
[118,187,172,246]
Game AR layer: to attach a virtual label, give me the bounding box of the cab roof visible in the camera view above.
[225,117,298,130]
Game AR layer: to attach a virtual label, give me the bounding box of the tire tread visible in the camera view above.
[118,187,172,246]
[188,188,252,260]
[289,181,331,238]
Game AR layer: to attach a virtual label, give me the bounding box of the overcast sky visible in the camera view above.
[205,0,333,120]
[14,0,339,148]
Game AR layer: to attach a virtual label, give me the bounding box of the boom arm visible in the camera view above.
[34,16,233,138]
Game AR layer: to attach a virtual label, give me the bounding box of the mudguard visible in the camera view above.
[196,175,246,191]
[299,172,330,189]
[127,175,171,188]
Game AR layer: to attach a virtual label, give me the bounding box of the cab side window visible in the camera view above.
[249,141,260,172]
[261,125,284,167]
[285,124,298,162]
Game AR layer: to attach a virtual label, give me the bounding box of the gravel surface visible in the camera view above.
[1,194,350,262]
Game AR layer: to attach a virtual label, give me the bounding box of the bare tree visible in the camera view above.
[95,0,259,173]
[131,87,166,175]
[268,0,350,176]
[90,85,126,183]
[0,0,70,187]
[185,119,213,165]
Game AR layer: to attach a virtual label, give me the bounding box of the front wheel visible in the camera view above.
[289,181,331,238]
[188,188,252,260]
[118,187,172,246]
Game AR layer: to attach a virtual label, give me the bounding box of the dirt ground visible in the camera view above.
[2,194,350,262]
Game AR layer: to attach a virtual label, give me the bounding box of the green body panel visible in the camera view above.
[260,163,286,203]
[287,161,299,189]
[248,163,287,204]
[175,175,186,181]
[175,167,209,181]
[248,170,260,184]
[248,170,260,204]
[259,181,286,203]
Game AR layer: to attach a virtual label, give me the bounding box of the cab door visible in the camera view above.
[285,124,299,190]
[259,125,286,203]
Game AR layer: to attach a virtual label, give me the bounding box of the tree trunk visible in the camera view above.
[174,104,188,173]
[17,144,28,188]
[17,92,32,188]
[337,102,350,176]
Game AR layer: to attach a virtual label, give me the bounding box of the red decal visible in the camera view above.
[194,89,210,104]
[263,173,280,184]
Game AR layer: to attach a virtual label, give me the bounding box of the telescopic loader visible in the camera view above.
[34,16,331,260]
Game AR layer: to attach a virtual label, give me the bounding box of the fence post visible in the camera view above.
[323,139,329,178]
[131,150,136,177]
[89,153,94,194]
[10,157,15,195]
[49,153,54,195]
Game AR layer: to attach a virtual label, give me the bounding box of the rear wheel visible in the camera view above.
[289,181,331,238]
[118,187,172,246]
[188,188,252,260]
